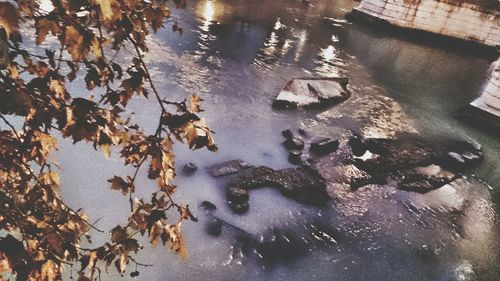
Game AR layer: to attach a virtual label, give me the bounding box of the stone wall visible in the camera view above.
[470,58,500,117]
[351,0,500,47]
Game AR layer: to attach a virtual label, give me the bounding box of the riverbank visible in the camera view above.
[348,0,499,48]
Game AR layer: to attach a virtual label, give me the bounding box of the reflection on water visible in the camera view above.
[55,0,500,280]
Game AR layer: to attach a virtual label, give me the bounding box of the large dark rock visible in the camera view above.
[208,159,253,177]
[433,140,483,172]
[272,77,351,109]
[219,165,328,214]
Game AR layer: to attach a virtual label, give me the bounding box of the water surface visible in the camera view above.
[55,0,499,280]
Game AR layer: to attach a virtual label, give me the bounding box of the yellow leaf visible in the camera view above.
[34,131,58,158]
[49,79,66,99]
[97,0,119,21]
[64,26,87,61]
[189,94,202,113]
[101,144,111,158]
[41,259,59,281]
[91,36,102,60]
[8,64,19,79]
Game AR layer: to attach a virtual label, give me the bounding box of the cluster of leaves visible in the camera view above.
[0,0,216,280]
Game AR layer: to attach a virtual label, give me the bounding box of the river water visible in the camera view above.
[55,0,500,280]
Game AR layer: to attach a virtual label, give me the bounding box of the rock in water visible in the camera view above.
[199,201,217,212]
[183,163,198,174]
[281,129,294,139]
[227,187,250,204]
[272,77,351,109]
[205,217,222,237]
[310,138,340,155]
[208,160,253,177]
[283,137,305,150]
[288,149,303,165]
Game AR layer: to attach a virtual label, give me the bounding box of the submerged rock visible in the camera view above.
[281,129,294,139]
[205,217,223,237]
[208,159,253,177]
[183,163,198,174]
[272,77,351,109]
[283,137,305,150]
[199,200,217,212]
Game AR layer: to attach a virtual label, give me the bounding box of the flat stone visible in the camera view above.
[272,77,351,109]
[310,138,340,155]
[208,160,253,177]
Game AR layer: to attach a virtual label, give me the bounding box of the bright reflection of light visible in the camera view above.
[38,0,54,13]
[321,45,336,61]
[199,0,216,33]
[274,18,283,30]
[294,29,308,62]
[203,1,215,22]
[315,45,344,77]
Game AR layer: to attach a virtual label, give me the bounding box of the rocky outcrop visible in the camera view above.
[207,161,329,214]
[311,134,484,195]
[272,77,351,109]
[349,0,500,47]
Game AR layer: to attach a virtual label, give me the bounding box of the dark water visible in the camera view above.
[54,0,499,280]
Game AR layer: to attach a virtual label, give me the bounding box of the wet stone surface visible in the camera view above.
[273,77,351,109]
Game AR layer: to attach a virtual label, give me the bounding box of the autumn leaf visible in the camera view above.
[97,0,120,21]
[0,2,19,37]
[91,36,102,60]
[64,26,89,61]
[41,259,59,281]
[35,18,59,45]
[189,94,203,113]
[108,176,133,195]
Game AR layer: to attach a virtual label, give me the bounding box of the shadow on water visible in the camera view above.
[54,0,500,280]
